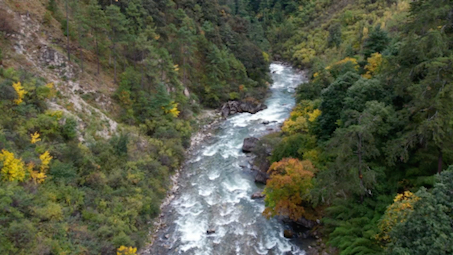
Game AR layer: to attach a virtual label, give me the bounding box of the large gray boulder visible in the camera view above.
[242,137,259,153]
[221,100,267,118]
[254,171,269,184]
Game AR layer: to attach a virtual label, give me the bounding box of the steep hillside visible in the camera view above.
[249,0,453,254]
[0,0,271,253]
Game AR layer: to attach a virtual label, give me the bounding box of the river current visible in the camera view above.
[148,63,306,255]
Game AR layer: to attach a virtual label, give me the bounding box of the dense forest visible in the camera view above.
[251,0,453,254]
[0,0,270,253]
[1,0,453,254]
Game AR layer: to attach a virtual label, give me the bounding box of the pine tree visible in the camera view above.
[106,4,130,83]
[86,0,109,75]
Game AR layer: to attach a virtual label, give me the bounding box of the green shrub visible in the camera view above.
[43,11,52,25]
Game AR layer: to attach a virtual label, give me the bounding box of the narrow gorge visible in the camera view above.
[147,63,306,255]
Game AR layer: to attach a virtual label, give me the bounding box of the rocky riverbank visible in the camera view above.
[140,110,223,253]
[242,133,339,255]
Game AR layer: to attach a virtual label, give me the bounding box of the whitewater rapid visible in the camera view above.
[148,63,306,255]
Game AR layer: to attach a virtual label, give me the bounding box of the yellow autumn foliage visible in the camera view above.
[30,132,41,144]
[0,149,26,182]
[363,53,383,79]
[376,191,420,244]
[44,82,57,99]
[12,82,26,105]
[117,246,137,255]
[163,101,180,118]
[40,151,53,172]
[326,57,359,71]
[308,109,321,122]
[282,102,321,135]
[27,162,47,184]
[362,27,369,41]
[262,51,270,63]
[45,110,64,120]
[29,170,47,184]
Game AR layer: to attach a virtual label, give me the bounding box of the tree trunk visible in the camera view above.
[79,46,84,73]
[358,133,364,203]
[95,34,100,75]
[77,23,84,73]
[65,0,70,62]
[113,45,117,84]
[183,53,186,85]
[140,51,144,90]
[438,148,443,174]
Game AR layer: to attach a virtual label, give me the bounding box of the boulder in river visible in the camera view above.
[251,191,265,199]
[207,229,216,235]
[254,171,269,184]
[242,137,259,153]
[221,100,267,118]
[284,229,294,238]
[296,217,318,229]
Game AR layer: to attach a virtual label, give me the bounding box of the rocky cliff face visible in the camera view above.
[2,6,118,141]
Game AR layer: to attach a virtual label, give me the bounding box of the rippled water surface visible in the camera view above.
[149,63,306,255]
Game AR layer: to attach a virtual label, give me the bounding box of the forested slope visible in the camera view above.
[250,0,453,254]
[0,0,271,253]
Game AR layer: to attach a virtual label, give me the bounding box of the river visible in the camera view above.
[147,63,307,255]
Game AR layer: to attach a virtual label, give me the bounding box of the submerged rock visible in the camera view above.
[242,137,259,153]
[251,191,265,199]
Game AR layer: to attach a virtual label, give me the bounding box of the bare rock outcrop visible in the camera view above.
[221,100,267,118]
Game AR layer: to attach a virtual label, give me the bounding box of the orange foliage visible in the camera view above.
[263,158,316,220]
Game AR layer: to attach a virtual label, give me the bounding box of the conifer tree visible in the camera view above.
[86,0,108,75]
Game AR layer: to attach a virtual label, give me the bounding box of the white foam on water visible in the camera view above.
[212,226,227,244]
[204,194,217,206]
[215,214,239,226]
[155,63,307,255]
[246,228,258,238]
[254,240,269,255]
[235,243,242,254]
[221,178,250,193]
[188,155,202,163]
[219,205,235,217]
[270,63,285,74]
[233,225,245,235]
[219,140,241,158]
[264,237,277,250]
[229,115,251,127]
[199,185,214,197]
[207,169,220,180]
[176,216,207,244]
[276,239,296,254]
